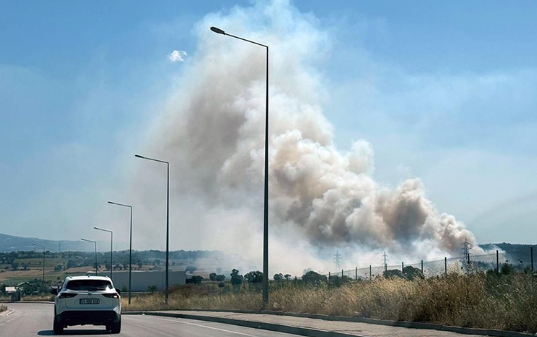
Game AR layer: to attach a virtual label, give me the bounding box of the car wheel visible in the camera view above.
[53,319,64,335]
[110,320,121,334]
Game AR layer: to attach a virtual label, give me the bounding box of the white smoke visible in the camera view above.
[133,0,482,275]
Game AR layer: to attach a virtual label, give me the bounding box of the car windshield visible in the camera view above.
[65,280,112,291]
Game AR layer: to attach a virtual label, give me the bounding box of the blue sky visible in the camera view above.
[1,0,537,254]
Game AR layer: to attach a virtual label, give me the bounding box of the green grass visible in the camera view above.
[124,273,537,334]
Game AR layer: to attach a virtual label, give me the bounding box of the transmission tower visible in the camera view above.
[461,237,471,261]
[334,251,342,270]
[382,251,389,271]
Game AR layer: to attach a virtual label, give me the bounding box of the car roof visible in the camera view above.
[65,275,113,282]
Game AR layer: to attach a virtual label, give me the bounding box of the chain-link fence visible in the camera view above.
[319,249,534,282]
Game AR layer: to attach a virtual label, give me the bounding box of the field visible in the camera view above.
[123,273,537,334]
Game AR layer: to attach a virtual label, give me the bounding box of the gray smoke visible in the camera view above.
[136,0,482,272]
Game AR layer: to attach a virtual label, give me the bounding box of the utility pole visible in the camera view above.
[334,251,342,270]
[382,251,388,272]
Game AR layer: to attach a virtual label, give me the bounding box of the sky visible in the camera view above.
[1,1,537,271]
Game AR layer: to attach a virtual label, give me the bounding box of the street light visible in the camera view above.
[32,242,46,290]
[210,26,270,306]
[81,238,98,275]
[94,227,113,281]
[135,154,170,304]
[108,200,133,304]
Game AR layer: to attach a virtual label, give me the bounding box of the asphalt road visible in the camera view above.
[0,303,298,337]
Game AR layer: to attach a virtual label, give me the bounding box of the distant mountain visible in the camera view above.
[480,242,536,265]
[0,233,91,253]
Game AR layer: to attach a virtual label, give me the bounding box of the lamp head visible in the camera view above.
[210,26,226,35]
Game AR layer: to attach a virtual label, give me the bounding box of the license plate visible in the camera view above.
[80,298,100,304]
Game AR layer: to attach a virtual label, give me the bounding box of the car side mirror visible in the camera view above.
[115,288,121,295]
[50,288,58,295]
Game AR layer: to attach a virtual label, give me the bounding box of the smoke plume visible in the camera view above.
[135,0,482,273]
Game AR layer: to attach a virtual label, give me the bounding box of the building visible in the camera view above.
[91,270,186,292]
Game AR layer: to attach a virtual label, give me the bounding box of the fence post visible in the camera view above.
[402,262,404,272]
[496,250,499,274]
[342,269,344,278]
[531,247,534,273]
[355,267,357,280]
[445,257,447,275]
[328,272,330,286]
[369,265,372,282]
[421,260,423,274]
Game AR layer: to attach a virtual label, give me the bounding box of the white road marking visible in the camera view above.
[150,316,265,337]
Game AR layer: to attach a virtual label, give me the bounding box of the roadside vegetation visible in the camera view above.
[0,304,6,312]
[124,271,537,334]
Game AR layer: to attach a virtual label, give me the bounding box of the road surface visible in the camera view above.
[0,302,298,337]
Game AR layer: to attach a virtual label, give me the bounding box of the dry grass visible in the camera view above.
[21,294,55,302]
[0,304,6,312]
[123,274,537,333]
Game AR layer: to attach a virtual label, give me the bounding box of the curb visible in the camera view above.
[126,311,360,337]
[124,310,535,337]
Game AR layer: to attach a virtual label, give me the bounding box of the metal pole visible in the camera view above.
[129,206,132,304]
[134,155,170,304]
[402,262,404,272]
[42,248,45,287]
[369,265,372,281]
[496,250,499,275]
[445,257,447,275]
[262,45,269,307]
[33,243,46,290]
[421,260,423,274]
[110,231,113,281]
[531,246,534,273]
[355,267,357,280]
[94,242,97,275]
[210,26,270,307]
[166,162,170,304]
[328,272,330,286]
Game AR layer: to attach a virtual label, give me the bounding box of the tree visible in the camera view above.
[185,266,197,274]
[209,273,217,281]
[54,264,62,272]
[402,266,424,280]
[215,274,225,282]
[218,282,225,290]
[302,271,326,285]
[137,260,143,269]
[383,269,404,279]
[244,271,263,283]
[284,274,291,281]
[230,269,243,287]
[11,262,19,270]
[273,273,283,281]
[501,263,514,275]
[190,275,203,284]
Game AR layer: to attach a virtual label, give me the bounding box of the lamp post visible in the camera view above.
[32,243,46,290]
[94,227,113,281]
[108,201,133,304]
[135,154,170,304]
[81,238,98,275]
[210,26,270,306]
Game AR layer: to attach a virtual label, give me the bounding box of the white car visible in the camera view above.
[51,275,121,334]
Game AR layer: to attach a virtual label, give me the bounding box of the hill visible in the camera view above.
[0,233,88,253]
